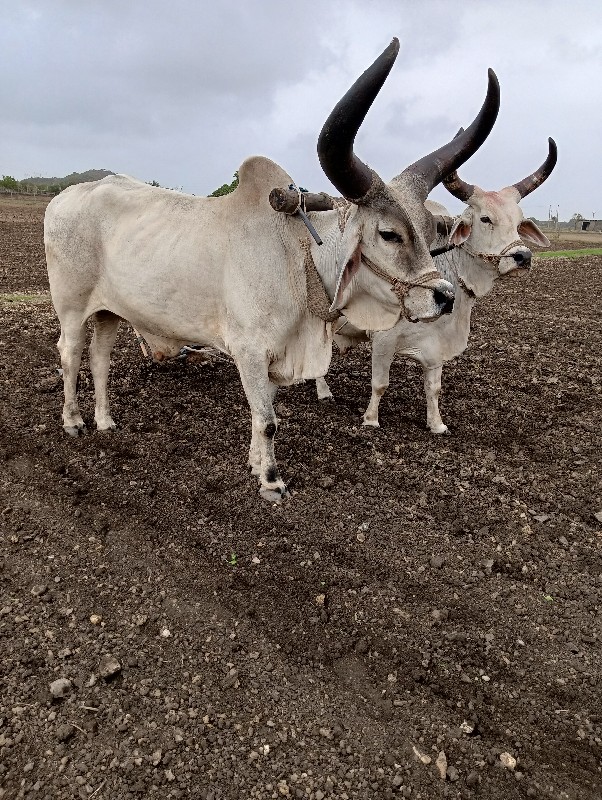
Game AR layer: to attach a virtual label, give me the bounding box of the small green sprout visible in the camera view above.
[229,552,238,567]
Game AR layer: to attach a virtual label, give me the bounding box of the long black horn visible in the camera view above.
[399,69,500,199]
[510,138,558,199]
[442,128,475,202]
[318,38,400,201]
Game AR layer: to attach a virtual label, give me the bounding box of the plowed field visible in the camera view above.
[1,196,601,800]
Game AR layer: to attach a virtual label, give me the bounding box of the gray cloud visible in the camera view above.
[1,0,600,219]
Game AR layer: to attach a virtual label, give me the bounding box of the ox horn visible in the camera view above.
[397,69,500,200]
[510,137,558,199]
[442,128,475,202]
[317,38,400,201]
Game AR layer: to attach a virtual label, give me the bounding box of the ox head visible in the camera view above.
[444,135,557,277]
[317,39,500,328]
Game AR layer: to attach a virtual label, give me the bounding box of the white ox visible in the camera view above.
[316,138,557,433]
[44,39,500,500]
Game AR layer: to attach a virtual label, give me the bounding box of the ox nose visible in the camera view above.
[513,250,532,268]
[434,289,454,315]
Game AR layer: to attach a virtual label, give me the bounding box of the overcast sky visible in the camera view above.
[1,0,600,219]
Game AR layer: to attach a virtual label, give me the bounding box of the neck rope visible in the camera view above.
[436,238,525,299]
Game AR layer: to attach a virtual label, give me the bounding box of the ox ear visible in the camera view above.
[331,244,362,311]
[330,220,363,311]
[518,219,550,247]
[449,212,473,246]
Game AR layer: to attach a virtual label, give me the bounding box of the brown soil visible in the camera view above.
[0,196,601,800]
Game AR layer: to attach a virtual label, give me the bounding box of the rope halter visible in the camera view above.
[460,239,525,271]
[360,253,446,317]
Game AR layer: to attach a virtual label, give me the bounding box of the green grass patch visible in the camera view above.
[536,248,602,259]
[0,292,51,305]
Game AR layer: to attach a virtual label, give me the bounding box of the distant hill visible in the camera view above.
[22,169,115,187]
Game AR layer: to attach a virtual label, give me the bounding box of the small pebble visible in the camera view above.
[49,678,72,699]
[98,655,121,679]
[435,751,447,780]
[500,752,517,770]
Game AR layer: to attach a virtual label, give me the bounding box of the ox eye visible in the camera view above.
[480,216,492,224]
[379,230,402,243]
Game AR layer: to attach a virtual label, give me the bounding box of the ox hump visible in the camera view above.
[234,156,294,208]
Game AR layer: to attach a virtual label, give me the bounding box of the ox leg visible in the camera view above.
[363,334,397,427]
[90,311,120,431]
[237,356,288,502]
[424,365,448,434]
[57,319,87,436]
[315,376,334,402]
[247,384,276,477]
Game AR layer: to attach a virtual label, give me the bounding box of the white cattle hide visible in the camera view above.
[318,187,551,433]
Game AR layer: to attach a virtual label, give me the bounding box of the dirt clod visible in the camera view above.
[98,655,121,679]
[55,724,75,743]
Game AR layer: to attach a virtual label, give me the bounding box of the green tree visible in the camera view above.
[0,175,20,191]
[209,171,239,197]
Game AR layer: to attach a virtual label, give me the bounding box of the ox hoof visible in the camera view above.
[318,394,335,404]
[96,422,117,433]
[430,424,450,435]
[259,486,289,504]
[64,424,87,438]
[362,418,380,428]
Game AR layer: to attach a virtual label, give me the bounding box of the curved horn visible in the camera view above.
[318,38,400,201]
[442,128,475,202]
[510,137,558,199]
[399,68,500,199]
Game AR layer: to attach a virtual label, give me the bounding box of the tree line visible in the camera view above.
[0,175,63,195]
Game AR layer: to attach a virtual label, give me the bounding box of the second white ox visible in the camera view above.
[44,39,500,500]
[316,138,557,433]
